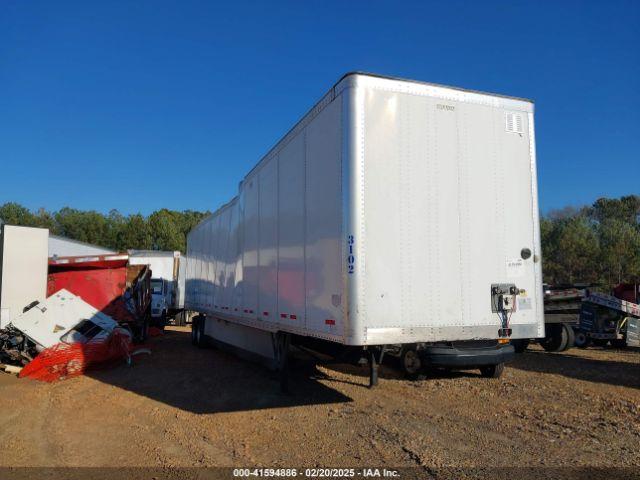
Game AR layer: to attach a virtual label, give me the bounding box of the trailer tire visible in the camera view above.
[561,323,575,351]
[480,363,504,378]
[574,330,590,348]
[399,346,422,380]
[539,324,568,352]
[511,339,530,353]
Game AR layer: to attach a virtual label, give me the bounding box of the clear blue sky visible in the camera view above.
[1,0,638,215]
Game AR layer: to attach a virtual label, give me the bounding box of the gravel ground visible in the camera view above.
[0,326,638,475]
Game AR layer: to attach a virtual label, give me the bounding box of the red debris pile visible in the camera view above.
[19,328,136,382]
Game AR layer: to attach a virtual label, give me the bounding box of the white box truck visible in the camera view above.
[129,250,182,324]
[185,72,544,387]
[0,225,49,329]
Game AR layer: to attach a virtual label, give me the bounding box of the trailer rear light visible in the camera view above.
[498,338,509,344]
[280,313,287,318]
[325,319,335,325]
[290,314,297,320]
[263,311,269,316]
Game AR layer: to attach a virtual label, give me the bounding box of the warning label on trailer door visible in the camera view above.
[506,258,525,278]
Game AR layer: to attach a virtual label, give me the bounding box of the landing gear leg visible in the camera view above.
[275,332,291,393]
[369,349,379,388]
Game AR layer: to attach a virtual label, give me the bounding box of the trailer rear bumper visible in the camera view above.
[421,343,515,368]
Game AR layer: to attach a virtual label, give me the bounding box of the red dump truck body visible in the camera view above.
[47,254,152,340]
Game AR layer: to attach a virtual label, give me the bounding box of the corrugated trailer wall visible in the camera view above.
[186,73,543,348]
[185,93,344,341]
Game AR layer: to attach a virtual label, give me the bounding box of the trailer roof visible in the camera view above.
[193,71,534,231]
[128,250,179,258]
[337,71,534,104]
[240,72,531,183]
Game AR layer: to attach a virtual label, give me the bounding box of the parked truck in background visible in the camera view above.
[514,283,640,353]
[520,284,589,353]
[185,72,544,386]
[129,250,183,325]
[575,284,640,348]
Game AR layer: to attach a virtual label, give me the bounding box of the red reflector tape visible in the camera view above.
[325,319,335,325]
[280,313,287,318]
[290,314,297,320]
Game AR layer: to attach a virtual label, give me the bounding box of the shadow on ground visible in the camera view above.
[89,327,639,415]
[509,349,640,389]
[88,328,352,414]
[320,360,486,384]
[323,346,640,389]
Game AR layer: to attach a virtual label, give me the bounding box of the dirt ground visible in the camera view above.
[0,326,638,474]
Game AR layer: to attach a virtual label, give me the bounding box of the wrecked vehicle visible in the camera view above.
[0,289,135,381]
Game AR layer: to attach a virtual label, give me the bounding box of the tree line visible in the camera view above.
[541,195,640,287]
[1,195,639,287]
[0,203,209,253]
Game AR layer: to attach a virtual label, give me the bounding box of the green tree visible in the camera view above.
[117,214,152,250]
[597,219,640,285]
[589,195,640,225]
[541,216,600,284]
[0,202,209,253]
[0,202,37,226]
[33,208,60,234]
[105,209,126,250]
[55,208,111,247]
[149,209,184,251]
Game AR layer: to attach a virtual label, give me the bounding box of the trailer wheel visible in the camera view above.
[561,323,575,351]
[400,346,422,380]
[539,324,568,352]
[480,363,504,378]
[574,330,590,348]
[511,339,530,353]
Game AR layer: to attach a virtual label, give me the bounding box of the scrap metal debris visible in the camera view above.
[0,290,144,381]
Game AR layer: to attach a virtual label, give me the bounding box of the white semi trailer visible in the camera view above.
[185,72,544,387]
